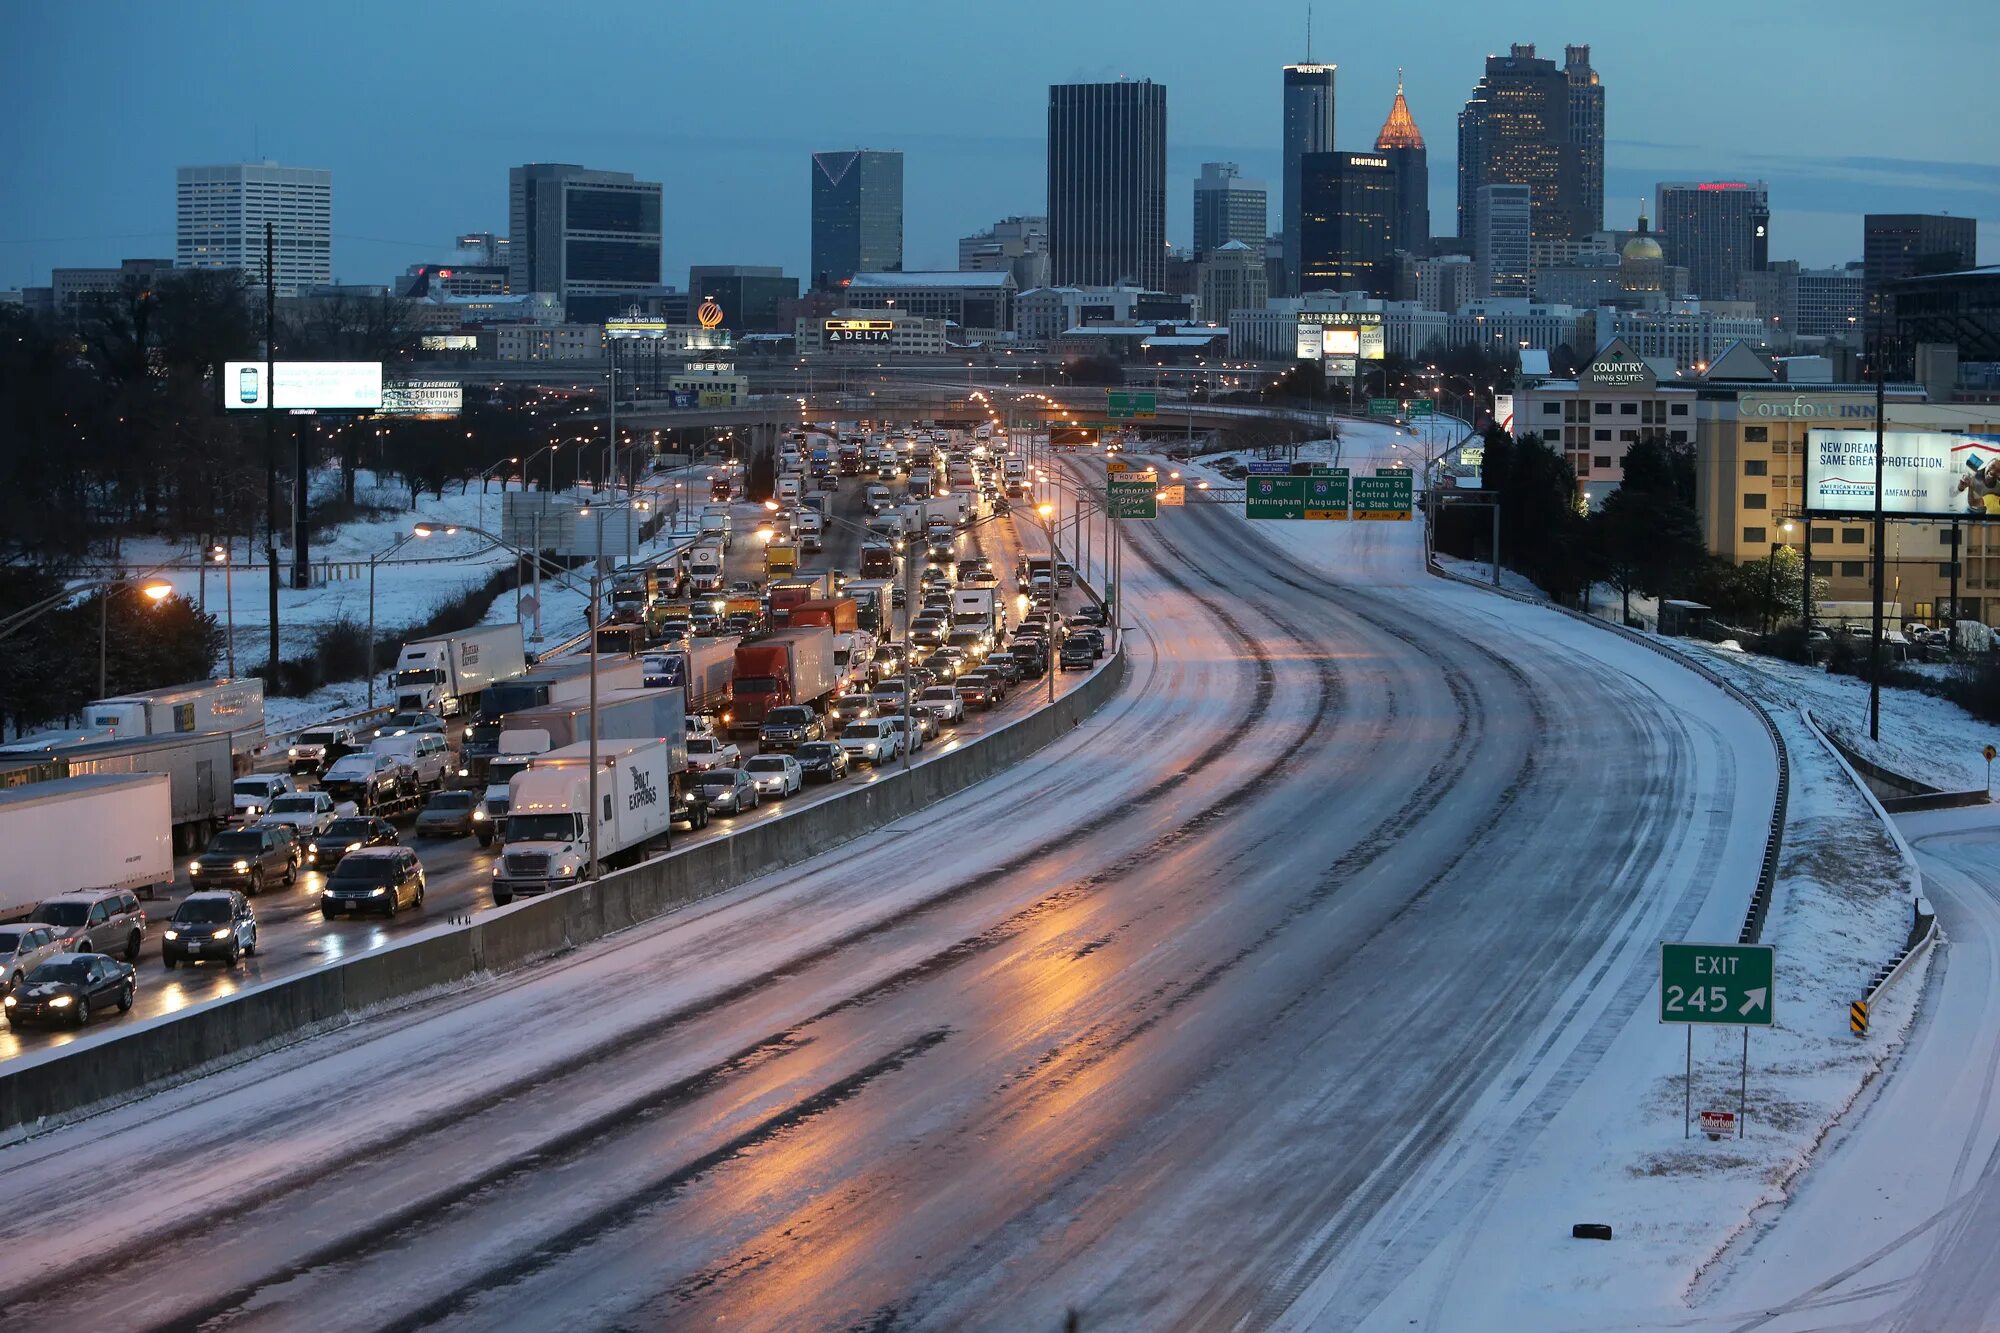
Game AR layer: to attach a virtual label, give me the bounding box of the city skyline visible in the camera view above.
[2,0,1993,290]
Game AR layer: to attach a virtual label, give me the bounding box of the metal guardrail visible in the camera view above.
[1423,554,1790,945]
[1864,901,1938,1019]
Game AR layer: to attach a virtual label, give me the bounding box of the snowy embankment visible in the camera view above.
[1162,429,1935,1325]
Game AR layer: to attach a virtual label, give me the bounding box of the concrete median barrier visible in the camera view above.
[0,655,1126,1135]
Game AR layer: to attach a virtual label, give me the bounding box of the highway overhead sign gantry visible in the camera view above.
[1107,475,1159,519]
[1351,471,1413,520]
[1660,943,1775,1026]
[1108,390,1157,419]
[1409,398,1435,416]
[1368,397,1400,417]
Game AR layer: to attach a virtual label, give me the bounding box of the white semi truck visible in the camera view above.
[0,773,174,922]
[491,738,679,903]
[389,624,528,718]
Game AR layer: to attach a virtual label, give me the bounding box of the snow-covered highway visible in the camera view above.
[0,463,1779,1331]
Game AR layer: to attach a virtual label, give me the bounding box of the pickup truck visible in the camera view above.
[257,790,348,838]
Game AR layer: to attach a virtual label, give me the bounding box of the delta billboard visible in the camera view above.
[1806,430,2000,516]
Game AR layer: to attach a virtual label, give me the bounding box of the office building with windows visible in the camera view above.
[1864,213,1978,342]
[958,216,1050,290]
[811,149,904,289]
[686,265,799,334]
[1048,81,1167,290]
[176,162,331,296]
[1281,62,1338,295]
[1374,72,1430,258]
[1299,151,1401,298]
[508,163,663,320]
[1456,45,1585,243]
[1473,183,1532,298]
[1565,45,1605,236]
[1655,181,1769,301]
[1193,163,1268,259]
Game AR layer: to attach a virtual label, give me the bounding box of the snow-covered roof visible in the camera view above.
[845,271,1015,290]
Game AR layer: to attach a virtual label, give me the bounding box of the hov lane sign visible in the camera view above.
[1660,943,1774,1026]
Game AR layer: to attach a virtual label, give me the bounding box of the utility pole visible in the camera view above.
[1868,352,1887,742]
[263,222,281,675]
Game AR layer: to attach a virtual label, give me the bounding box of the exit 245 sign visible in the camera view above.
[1660,943,1774,1027]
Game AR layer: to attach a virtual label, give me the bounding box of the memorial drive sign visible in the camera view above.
[1806,429,2000,517]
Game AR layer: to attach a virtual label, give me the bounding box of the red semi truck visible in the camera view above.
[728,628,840,736]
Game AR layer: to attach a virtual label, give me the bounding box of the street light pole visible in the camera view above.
[214,544,237,678]
[366,530,420,709]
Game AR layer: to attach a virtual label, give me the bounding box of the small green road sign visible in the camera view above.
[1107,476,1159,519]
[1352,472,1413,520]
[1108,390,1158,419]
[1409,398,1435,416]
[1245,475,1306,520]
[1368,397,1400,417]
[1660,943,1775,1026]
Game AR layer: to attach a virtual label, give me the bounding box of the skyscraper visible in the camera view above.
[1863,213,1978,341]
[508,163,663,319]
[1473,184,1532,298]
[1299,151,1400,298]
[1281,62,1338,295]
[1565,45,1605,237]
[1374,71,1430,257]
[176,163,331,296]
[1048,80,1167,290]
[1193,163,1268,259]
[1655,181,1770,301]
[1456,44,1585,243]
[810,149,904,289]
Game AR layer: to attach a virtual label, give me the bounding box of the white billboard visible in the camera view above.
[223,361,383,411]
[1493,393,1515,433]
[1295,322,1321,360]
[1805,429,2000,516]
[379,380,464,417]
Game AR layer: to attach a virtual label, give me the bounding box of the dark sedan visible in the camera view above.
[2,953,135,1029]
[306,816,399,868]
[794,741,851,783]
[1059,640,1095,671]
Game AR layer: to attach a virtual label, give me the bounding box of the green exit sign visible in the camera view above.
[1107,391,1157,419]
[1106,476,1158,519]
[1660,943,1775,1027]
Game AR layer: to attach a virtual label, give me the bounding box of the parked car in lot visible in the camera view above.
[2,953,135,1029]
[759,705,824,752]
[189,826,296,892]
[32,889,148,961]
[320,847,426,918]
[794,741,850,783]
[0,924,63,995]
[744,753,804,798]
[233,773,294,821]
[693,767,759,815]
[839,719,900,766]
[287,724,357,775]
[307,815,398,868]
[414,789,480,838]
[686,735,741,772]
[161,890,257,968]
[258,789,343,837]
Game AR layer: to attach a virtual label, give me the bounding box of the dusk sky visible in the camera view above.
[4,0,1993,291]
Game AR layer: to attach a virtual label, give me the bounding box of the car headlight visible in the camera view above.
[189,861,201,874]
[49,995,73,1008]
[288,747,298,757]
[369,887,387,897]
[473,808,488,821]
[244,805,260,816]
[2,996,13,1007]
[233,860,250,872]
[347,841,362,853]
[164,930,180,941]
[211,928,233,940]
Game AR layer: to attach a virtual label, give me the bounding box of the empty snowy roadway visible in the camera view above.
[0,484,1776,1331]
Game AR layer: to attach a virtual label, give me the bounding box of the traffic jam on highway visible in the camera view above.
[0,419,1106,1045]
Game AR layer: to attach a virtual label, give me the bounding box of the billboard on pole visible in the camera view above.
[1806,429,2000,516]
[223,361,382,411]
